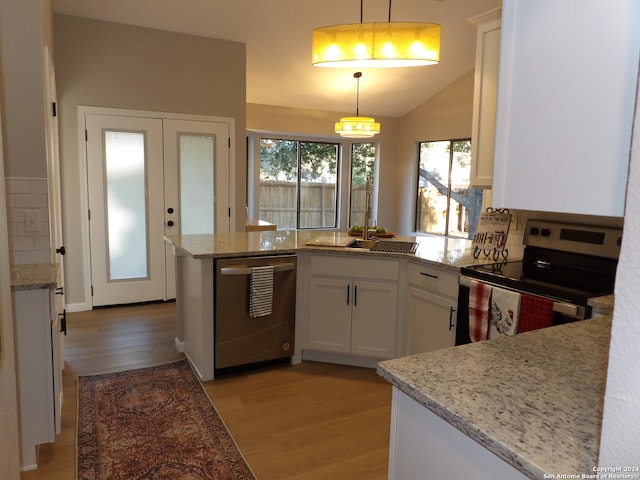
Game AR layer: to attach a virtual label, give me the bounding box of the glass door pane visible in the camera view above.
[179,134,215,234]
[259,139,298,229]
[349,143,376,228]
[104,130,149,281]
[416,141,451,235]
[299,141,338,228]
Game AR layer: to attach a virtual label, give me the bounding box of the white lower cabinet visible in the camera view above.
[406,287,456,355]
[13,287,62,471]
[388,388,528,480]
[307,254,398,359]
[404,262,459,355]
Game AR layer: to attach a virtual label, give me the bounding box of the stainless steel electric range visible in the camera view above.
[456,219,622,345]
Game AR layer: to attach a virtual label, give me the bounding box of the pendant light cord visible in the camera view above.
[360,0,393,22]
[354,72,362,117]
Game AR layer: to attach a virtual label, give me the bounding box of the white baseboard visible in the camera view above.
[302,349,382,369]
[65,302,92,313]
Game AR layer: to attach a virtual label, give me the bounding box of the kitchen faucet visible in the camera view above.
[363,176,372,241]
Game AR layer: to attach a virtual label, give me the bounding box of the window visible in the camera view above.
[415,139,483,238]
[349,142,376,228]
[259,138,339,229]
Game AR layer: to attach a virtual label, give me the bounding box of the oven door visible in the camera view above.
[456,276,591,346]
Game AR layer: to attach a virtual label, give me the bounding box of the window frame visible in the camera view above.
[414,137,482,239]
[348,142,378,229]
[247,133,378,231]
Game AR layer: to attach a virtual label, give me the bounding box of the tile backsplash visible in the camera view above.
[5,178,51,265]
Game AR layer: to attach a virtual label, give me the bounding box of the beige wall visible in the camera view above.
[0,114,20,480]
[53,14,246,307]
[0,0,50,179]
[0,0,52,476]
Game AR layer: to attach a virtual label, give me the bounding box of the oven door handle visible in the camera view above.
[552,302,579,317]
[459,276,583,318]
[220,263,295,275]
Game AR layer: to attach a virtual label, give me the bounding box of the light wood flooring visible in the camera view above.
[20,301,392,480]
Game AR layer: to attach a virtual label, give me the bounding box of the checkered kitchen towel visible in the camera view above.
[249,265,274,317]
[518,293,554,333]
[469,280,492,342]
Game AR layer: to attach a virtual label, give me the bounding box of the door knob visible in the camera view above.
[56,245,66,255]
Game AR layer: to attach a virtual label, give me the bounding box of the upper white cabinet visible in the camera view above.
[469,8,501,188]
[492,0,640,216]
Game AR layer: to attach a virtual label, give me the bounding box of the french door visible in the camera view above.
[85,113,230,306]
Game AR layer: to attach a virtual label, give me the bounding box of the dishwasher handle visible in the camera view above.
[220,263,295,276]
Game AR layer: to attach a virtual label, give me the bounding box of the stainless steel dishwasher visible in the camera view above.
[214,254,296,371]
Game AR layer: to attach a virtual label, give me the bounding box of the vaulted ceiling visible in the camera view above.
[52,0,499,118]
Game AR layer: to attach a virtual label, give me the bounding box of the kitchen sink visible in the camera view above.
[347,239,418,254]
[347,239,378,249]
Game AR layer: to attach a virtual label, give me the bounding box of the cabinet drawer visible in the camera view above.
[407,262,458,298]
[310,254,399,281]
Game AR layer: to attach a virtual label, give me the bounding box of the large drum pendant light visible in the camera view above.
[312,0,441,68]
[335,72,380,138]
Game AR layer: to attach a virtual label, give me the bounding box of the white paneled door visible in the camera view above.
[85,113,230,307]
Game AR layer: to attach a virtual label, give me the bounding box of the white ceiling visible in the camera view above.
[52,0,499,118]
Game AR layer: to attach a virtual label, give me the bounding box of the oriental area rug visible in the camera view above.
[77,359,255,480]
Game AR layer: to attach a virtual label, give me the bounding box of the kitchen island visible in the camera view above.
[377,315,612,479]
[165,230,504,380]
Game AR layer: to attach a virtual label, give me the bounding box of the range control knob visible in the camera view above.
[541,228,551,237]
[529,227,540,236]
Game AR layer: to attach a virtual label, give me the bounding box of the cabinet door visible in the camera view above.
[405,287,456,356]
[13,289,56,469]
[388,388,529,480]
[493,0,640,216]
[308,277,352,353]
[469,8,501,187]
[350,280,398,358]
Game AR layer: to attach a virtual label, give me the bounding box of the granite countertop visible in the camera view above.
[10,263,60,291]
[588,294,614,315]
[377,316,611,478]
[164,230,520,271]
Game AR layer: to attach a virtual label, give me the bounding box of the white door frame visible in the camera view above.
[76,106,236,310]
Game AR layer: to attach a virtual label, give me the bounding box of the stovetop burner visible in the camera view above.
[460,259,614,306]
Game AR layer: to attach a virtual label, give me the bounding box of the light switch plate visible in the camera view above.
[25,209,40,233]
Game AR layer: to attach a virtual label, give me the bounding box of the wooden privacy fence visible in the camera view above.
[416,187,470,236]
[259,181,367,229]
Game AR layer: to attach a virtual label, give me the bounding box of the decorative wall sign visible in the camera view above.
[472,208,512,261]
